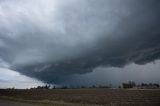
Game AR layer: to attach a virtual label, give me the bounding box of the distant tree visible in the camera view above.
[122,83,129,88]
[122,81,136,88]
[153,83,159,88]
[44,85,50,89]
[35,85,51,89]
[141,83,148,87]
[140,83,160,89]
[52,86,56,89]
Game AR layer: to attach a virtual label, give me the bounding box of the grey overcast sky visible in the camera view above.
[0,0,160,88]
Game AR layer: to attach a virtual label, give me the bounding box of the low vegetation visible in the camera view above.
[27,82,160,90]
[0,82,160,106]
[0,88,160,106]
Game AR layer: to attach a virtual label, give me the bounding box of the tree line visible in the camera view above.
[119,81,160,89]
[30,81,160,89]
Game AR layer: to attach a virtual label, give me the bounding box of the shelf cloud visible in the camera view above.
[0,0,160,84]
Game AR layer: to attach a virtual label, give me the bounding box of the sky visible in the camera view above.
[0,0,160,88]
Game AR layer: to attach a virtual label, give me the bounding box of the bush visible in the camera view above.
[122,81,136,88]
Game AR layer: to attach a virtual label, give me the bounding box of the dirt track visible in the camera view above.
[0,100,47,106]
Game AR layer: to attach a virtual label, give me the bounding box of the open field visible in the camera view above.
[0,99,97,106]
[0,89,160,106]
[0,99,49,106]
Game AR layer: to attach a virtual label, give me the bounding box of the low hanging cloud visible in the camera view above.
[0,0,160,84]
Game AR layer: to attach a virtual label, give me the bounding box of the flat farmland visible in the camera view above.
[0,89,160,106]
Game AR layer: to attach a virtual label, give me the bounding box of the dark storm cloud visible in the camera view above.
[62,61,160,86]
[0,0,160,84]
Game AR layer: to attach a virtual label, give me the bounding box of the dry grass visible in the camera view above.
[0,96,103,106]
[0,89,160,106]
